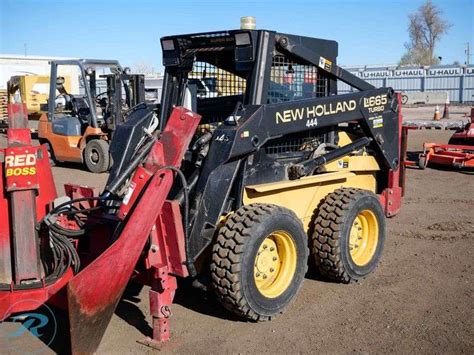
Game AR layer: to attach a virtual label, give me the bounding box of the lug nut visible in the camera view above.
[263,244,268,249]
[272,256,277,261]
[263,274,267,279]
[270,268,275,273]
[256,272,260,277]
[270,247,275,252]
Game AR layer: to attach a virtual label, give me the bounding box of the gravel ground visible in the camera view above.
[0,106,473,354]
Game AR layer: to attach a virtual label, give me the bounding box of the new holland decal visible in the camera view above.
[275,100,357,125]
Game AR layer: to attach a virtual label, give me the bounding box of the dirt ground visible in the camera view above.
[0,106,473,354]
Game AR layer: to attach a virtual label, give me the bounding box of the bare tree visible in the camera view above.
[399,0,451,66]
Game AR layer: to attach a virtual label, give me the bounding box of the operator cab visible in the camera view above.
[159,30,339,180]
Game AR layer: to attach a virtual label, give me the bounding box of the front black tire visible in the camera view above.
[311,188,386,283]
[211,204,308,321]
[84,139,110,173]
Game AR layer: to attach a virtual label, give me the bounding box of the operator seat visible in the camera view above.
[52,77,87,136]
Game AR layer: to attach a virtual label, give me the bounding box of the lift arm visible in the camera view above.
[227,87,398,168]
[275,33,375,91]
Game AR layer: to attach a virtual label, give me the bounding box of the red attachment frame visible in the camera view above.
[378,93,404,217]
[67,107,200,354]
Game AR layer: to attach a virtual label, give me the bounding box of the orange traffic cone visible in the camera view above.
[442,96,450,119]
[433,105,441,120]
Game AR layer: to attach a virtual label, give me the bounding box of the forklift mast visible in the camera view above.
[102,73,145,131]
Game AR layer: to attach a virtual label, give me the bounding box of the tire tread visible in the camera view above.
[211,203,307,321]
[311,188,377,283]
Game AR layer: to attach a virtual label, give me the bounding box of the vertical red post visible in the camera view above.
[140,201,187,347]
[4,103,43,284]
[0,155,12,285]
[149,270,177,344]
[380,93,403,217]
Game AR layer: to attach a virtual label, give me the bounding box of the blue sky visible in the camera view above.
[1,0,472,71]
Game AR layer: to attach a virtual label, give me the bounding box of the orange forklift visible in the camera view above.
[38,59,147,172]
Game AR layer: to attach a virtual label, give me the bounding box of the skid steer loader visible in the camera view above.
[0,28,405,353]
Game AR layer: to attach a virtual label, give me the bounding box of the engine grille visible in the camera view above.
[263,131,330,155]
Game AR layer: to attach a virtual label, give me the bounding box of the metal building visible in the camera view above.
[338,65,474,103]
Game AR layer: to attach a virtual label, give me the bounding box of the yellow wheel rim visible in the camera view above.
[253,231,297,299]
[349,209,379,266]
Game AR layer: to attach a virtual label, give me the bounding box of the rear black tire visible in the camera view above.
[311,188,385,283]
[211,204,308,321]
[84,139,110,173]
